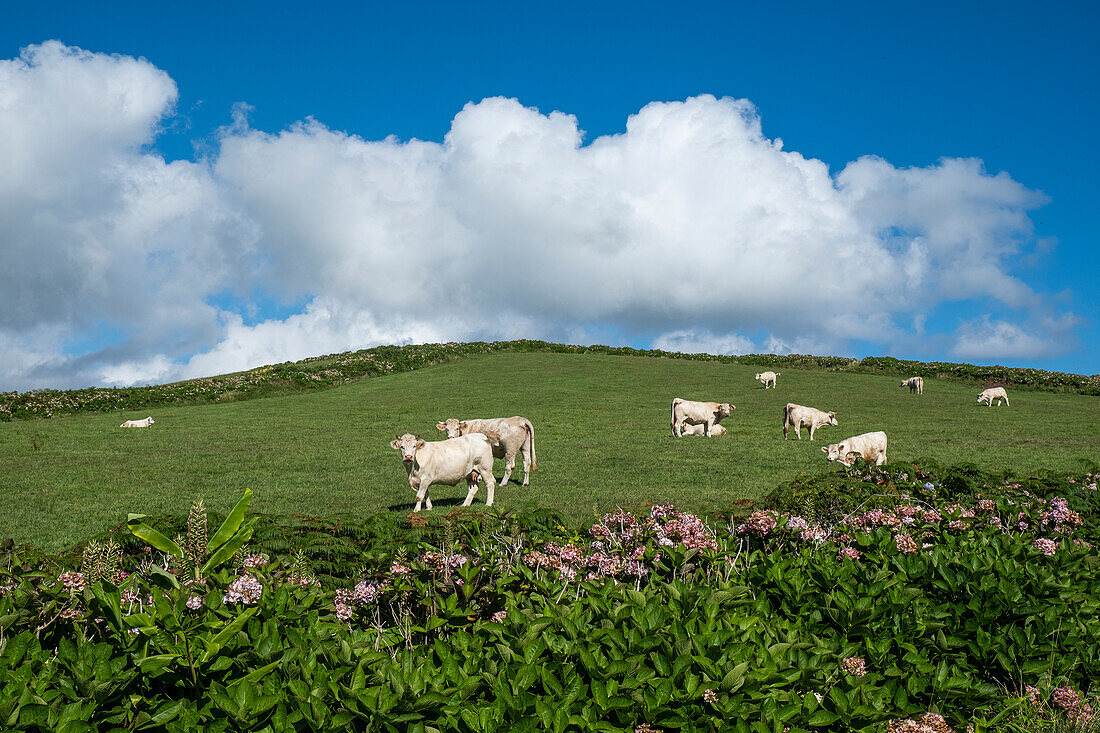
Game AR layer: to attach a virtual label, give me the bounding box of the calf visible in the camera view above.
[783,403,837,441]
[120,416,155,428]
[437,416,537,486]
[755,371,780,389]
[822,431,888,466]
[977,387,1010,407]
[900,377,924,394]
[671,398,734,437]
[390,433,497,512]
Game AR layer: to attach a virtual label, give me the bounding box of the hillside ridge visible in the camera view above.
[2,340,1097,421]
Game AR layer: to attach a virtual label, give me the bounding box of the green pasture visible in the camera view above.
[1,351,1097,550]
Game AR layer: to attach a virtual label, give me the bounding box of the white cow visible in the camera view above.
[755,371,780,389]
[390,433,497,512]
[822,431,888,467]
[977,387,1010,407]
[671,398,734,437]
[680,423,727,436]
[900,377,924,394]
[120,417,155,428]
[783,403,838,441]
[437,417,537,486]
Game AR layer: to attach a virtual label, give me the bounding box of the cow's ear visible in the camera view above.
[821,446,828,453]
[436,422,446,431]
[828,412,835,417]
[459,421,467,430]
[416,439,426,449]
[390,439,400,449]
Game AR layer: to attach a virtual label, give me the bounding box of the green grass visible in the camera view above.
[1,351,1097,550]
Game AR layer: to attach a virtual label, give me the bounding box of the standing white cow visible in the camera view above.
[755,371,780,389]
[437,417,537,486]
[977,387,1010,407]
[822,431,888,466]
[120,417,155,428]
[671,398,734,437]
[390,433,498,512]
[782,403,837,441]
[900,377,924,394]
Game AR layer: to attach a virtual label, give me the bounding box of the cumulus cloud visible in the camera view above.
[952,314,1079,361]
[0,42,1079,389]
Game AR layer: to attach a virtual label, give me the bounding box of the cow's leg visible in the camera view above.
[808,425,814,441]
[500,448,517,486]
[876,452,887,466]
[462,477,479,507]
[425,494,433,511]
[704,420,711,437]
[413,482,428,513]
[795,425,802,440]
[673,417,683,437]
[484,470,497,506]
[1003,396,1009,406]
[521,446,532,486]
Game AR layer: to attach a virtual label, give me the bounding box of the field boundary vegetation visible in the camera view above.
[3,461,1099,731]
[3,340,1097,421]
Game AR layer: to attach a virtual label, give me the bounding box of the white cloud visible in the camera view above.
[951,314,1079,361]
[0,42,1079,389]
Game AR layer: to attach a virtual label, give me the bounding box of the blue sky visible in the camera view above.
[2,1,1097,389]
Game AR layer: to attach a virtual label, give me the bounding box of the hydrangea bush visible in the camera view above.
[1,465,1099,731]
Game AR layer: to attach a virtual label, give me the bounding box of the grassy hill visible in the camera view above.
[1,350,1096,551]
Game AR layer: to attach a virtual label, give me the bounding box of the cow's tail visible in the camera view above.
[523,420,537,471]
[782,403,793,437]
[670,398,681,436]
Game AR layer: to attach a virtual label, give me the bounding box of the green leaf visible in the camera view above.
[806,711,839,726]
[146,565,180,590]
[89,581,123,632]
[137,654,178,675]
[127,516,182,558]
[208,489,253,552]
[202,607,260,662]
[201,520,256,576]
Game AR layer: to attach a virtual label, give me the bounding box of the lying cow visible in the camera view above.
[437,417,537,486]
[680,423,727,436]
[755,371,780,389]
[977,387,1010,407]
[900,377,924,394]
[822,431,888,466]
[671,398,734,437]
[390,433,497,512]
[783,403,837,441]
[120,417,155,428]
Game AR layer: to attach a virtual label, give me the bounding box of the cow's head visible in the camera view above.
[822,442,850,463]
[716,403,734,420]
[826,412,838,426]
[390,433,424,462]
[147,417,155,425]
[437,418,465,438]
[754,373,763,381]
[976,393,987,404]
[900,380,909,387]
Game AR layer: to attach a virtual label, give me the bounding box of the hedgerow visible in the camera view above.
[2,464,1099,731]
[2,340,1096,421]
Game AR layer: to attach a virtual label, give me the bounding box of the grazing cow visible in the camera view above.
[437,417,537,486]
[822,431,888,466]
[120,417,155,428]
[783,403,838,441]
[671,398,734,437]
[680,423,727,436]
[755,371,780,389]
[977,387,1010,407]
[900,377,924,394]
[390,433,497,512]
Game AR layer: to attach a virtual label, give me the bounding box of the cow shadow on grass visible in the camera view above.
[387,496,489,512]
